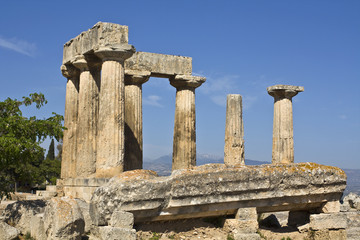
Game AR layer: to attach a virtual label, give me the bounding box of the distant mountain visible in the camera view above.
[343,169,360,195]
[143,155,360,195]
[143,154,270,176]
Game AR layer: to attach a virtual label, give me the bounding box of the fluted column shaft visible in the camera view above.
[124,70,150,171]
[60,64,80,179]
[224,94,244,165]
[267,85,304,164]
[95,44,135,178]
[170,75,206,171]
[72,55,101,177]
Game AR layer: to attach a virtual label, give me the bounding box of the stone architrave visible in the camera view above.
[94,44,135,178]
[224,94,245,165]
[60,64,80,179]
[170,75,206,171]
[124,70,151,171]
[72,55,101,177]
[267,85,304,164]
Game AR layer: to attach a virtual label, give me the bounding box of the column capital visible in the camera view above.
[94,44,136,62]
[71,55,102,71]
[125,70,151,85]
[267,85,304,99]
[170,75,206,89]
[71,55,89,71]
[61,64,80,79]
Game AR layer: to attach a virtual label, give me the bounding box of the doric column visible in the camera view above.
[170,75,206,171]
[267,85,304,164]
[60,64,80,179]
[94,44,135,178]
[124,70,151,171]
[72,55,101,178]
[224,94,245,166]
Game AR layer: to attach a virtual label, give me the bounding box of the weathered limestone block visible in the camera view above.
[321,200,340,213]
[344,211,360,240]
[30,213,46,240]
[109,211,134,229]
[267,85,304,164]
[62,178,109,202]
[0,221,20,240]
[223,219,258,234]
[224,94,245,166]
[0,201,16,216]
[60,64,80,179]
[90,170,166,226]
[91,163,346,223]
[170,75,206,170]
[96,226,136,240]
[95,44,135,178]
[345,211,360,228]
[124,70,151,171]
[72,55,101,177]
[63,22,129,64]
[347,227,360,240]
[36,190,57,199]
[1,200,47,234]
[343,192,360,211]
[76,199,93,233]
[125,52,192,77]
[44,197,85,240]
[309,213,347,230]
[224,208,258,234]
[309,229,346,240]
[235,207,257,221]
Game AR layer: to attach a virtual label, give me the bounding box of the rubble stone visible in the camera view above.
[109,211,134,229]
[43,197,85,240]
[347,227,360,240]
[76,199,93,233]
[321,200,340,213]
[1,200,46,234]
[309,213,347,230]
[223,219,258,234]
[30,213,46,240]
[343,192,360,210]
[309,229,346,240]
[97,226,136,240]
[0,221,20,240]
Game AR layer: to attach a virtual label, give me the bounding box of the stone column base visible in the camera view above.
[60,178,110,202]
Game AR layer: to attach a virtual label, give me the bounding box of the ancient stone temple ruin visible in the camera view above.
[58,22,206,200]
[2,22,357,240]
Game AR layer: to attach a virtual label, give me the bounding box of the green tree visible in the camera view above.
[46,139,55,160]
[40,139,61,185]
[0,93,64,198]
[56,139,63,161]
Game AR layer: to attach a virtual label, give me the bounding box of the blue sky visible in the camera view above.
[1,1,359,169]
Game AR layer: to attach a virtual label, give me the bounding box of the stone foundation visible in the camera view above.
[90,162,346,224]
[61,178,109,202]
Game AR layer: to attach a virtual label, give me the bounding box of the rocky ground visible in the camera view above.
[136,218,230,240]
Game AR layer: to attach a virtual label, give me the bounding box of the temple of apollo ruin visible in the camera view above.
[57,22,346,225]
